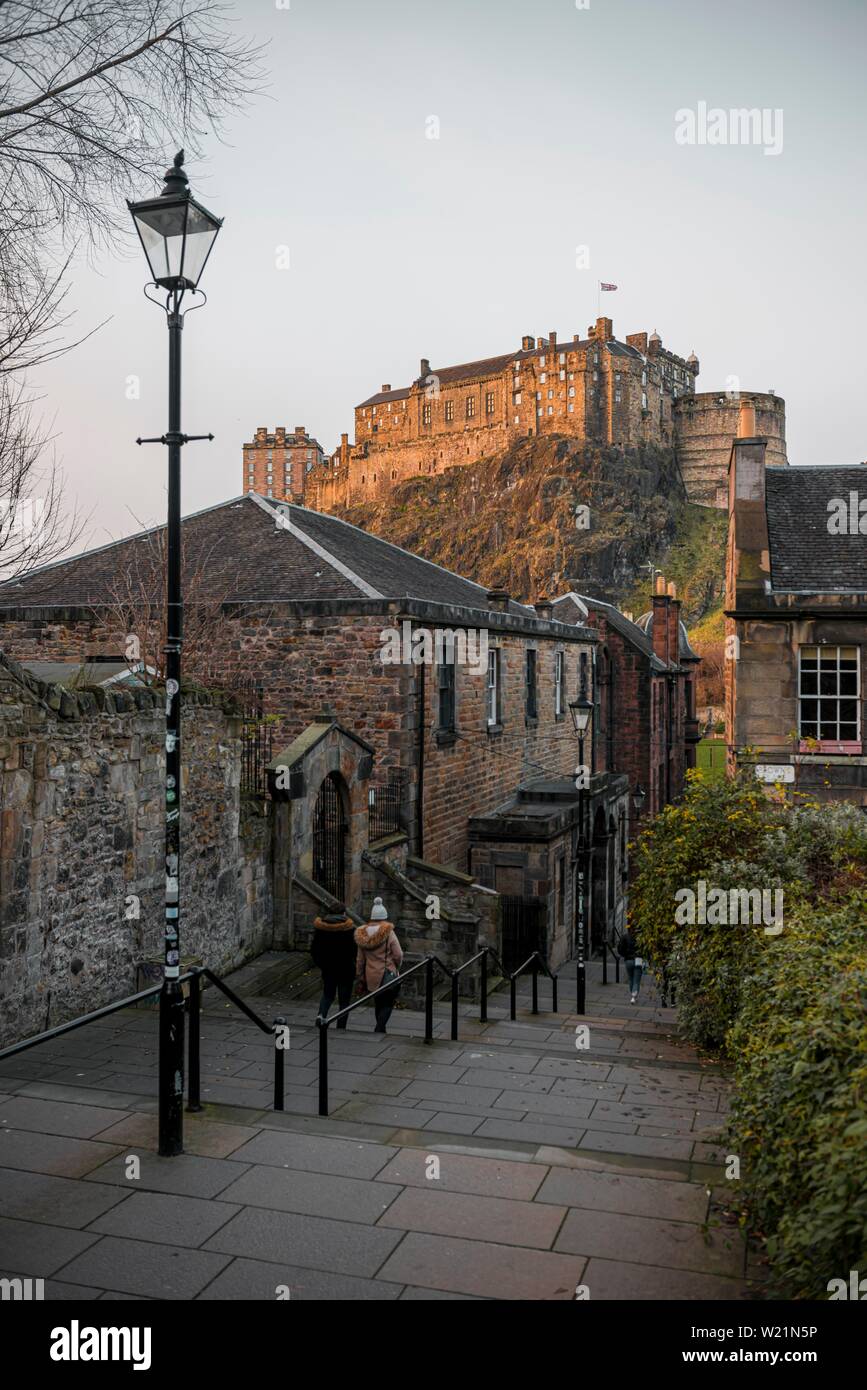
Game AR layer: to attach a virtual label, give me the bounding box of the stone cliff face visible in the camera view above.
[328,434,725,623]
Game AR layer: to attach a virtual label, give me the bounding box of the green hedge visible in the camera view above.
[630,775,867,1298]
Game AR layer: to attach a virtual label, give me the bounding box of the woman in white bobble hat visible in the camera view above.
[354,897,403,1033]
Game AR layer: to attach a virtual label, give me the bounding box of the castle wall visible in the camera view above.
[675,391,787,508]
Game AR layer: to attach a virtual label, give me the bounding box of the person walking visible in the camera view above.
[618,926,645,1004]
[355,897,403,1034]
[311,907,356,1029]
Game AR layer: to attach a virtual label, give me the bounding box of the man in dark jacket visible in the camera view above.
[312,908,356,1028]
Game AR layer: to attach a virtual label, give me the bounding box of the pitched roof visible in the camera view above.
[356,336,599,409]
[764,466,867,593]
[0,494,590,634]
[552,592,667,667]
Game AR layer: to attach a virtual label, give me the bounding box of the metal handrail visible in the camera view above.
[0,970,198,1061]
[315,944,566,1117]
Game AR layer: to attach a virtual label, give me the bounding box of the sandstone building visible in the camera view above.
[242,424,326,502]
[725,421,867,804]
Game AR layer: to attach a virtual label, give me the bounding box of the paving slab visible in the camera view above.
[492,1090,596,1120]
[224,1129,396,1178]
[375,1147,548,1201]
[534,1167,710,1223]
[0,1217,101,1276]
[531,1057,613,1081]
[0,1096,130,1139]
[86,1191,242,1247]
[55,1234,232,1300]
[376,1231,587,1300]
[217,1163,402,1224]
[17,1081,145,1110]
[373,1060,469,1084]
[0,1168,127,1229]
[579,1131,695,1162]
[378,1186,566,1249]
[475,1117,583,1148]
[333,1101,438,1130]
[400,1080,506,1109]
[0,1128,122,1178]
[453,1049,540,1074]
[555,1207,744,1277]
[92,1112,260,1158]
[197,1256,402,1301]
[82,1150,248,1198]
[583,1256,745,1300]
[203,1205,404,1278]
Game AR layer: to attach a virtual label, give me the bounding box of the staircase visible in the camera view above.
[0,953,750,1300]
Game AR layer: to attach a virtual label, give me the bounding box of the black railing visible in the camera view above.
[315,944,564,1116]
[240,685,273,797]
[368,777,403,841]
[0,966,289,1128]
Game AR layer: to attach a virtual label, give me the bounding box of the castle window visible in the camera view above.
[547,405,554,415]
[513,392,521,404]
[547,389,553,399]
[569,372,574,380]
[559,370,565,381]
[514,375,520,387]
[537,407,542,416]
[372,406,377,414]
[642,392,648,409]
[555,650,564,716]
[559,352,566,364]
[445,400,454,421]
[642,370,648,386]
[568,386,575,397]
[568,404,574,413]
[538,355,546,366]
[514,415,520,424]
[466,397,476,418]
[438,655,456,733]
[535,392,541,401]
[593,371,598,381]
[266,488,272,497]
[402,401,406,410]
[486,391,495,415]
[540,372,547,383]
[615,391,621,403]
[423,403,432,425]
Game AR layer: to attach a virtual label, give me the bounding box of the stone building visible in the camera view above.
[725,422,867,804]
[242,424,326,503]
[0,495,631,1009]
[551,582,700,826]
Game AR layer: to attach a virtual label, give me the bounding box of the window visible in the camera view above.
[466,396,476,418]
[568,386,575,397]
[559,352,566,364]
[486,649,500,726]
[614,391,621,403]
[540,372,547,383]
[547,405,554,414]
[559,370,565,381]
[438,656,456,733]
[445,399,454,421]
[642,392,648,409]
[486,391,495,415]
[799,646,860,747]
[555,650,564,716]
[423,403,432,425]
[513,391,522,404]
[525,648,537,719]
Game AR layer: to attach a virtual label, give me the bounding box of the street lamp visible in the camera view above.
[632,783,647,818]
[128,151,222,1157]
[569,693,594,1011]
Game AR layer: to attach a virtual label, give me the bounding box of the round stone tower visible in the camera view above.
[674,391,787,508]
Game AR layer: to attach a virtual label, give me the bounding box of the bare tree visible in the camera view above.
[0,1,265,578]
[90,521,269,696]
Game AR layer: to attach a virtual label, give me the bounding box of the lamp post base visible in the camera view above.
[158,981,186,1156]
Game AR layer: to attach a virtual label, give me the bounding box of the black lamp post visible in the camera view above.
[569,693,594,1011]
[128,151,222,1157]
[632,783,647,819]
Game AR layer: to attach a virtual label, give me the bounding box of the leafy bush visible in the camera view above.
[631,778,867,1297]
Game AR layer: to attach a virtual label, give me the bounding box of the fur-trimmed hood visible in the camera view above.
[313,915,355,933]
[354,921,394,950]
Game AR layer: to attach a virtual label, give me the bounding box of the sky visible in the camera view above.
[31,0,867,551]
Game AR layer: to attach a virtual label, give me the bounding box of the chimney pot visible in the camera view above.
[655,574,666,596]
[737,402,757,438]
[667,581,677,598]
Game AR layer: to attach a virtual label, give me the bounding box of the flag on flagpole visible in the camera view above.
[600,282,618,291]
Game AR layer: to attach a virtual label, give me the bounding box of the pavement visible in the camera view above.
[0,958,751,1301]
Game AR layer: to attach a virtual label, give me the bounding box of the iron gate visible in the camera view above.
[500,896,547,973]
[313,775,347,902]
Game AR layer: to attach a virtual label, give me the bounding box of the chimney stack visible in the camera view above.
[486,589,510,613]
[549,331,557,347]
[737,402,757,438]
[420,358,430,379]
[381,383,391,393]
[666,583,681,664]
[534,596,553,620]
[521,335,535,351]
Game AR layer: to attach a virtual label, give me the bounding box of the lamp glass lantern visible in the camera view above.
[568,695,594,737]
[128,174,222,292]
[632,783,647,815]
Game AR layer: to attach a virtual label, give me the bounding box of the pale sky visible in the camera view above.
[32,0,867,551]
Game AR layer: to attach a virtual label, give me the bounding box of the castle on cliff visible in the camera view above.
[242,317,787,513]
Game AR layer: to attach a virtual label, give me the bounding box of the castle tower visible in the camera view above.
[674,391,787,508]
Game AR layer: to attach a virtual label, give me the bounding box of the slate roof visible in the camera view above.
[357,335,600,408]
[633,611,699,663]
[764,466,867,593]
[553,592,668,668]
[0,494,587,634]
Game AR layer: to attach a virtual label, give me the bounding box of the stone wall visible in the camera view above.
[676,391,787,508]
[0,656,272,1046]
